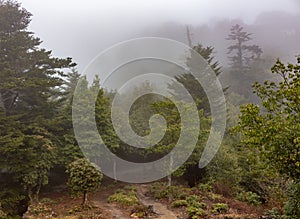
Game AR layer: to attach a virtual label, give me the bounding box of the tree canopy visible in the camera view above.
[236,56,300,180]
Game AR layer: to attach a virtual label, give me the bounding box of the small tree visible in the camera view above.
[66,158,103,207]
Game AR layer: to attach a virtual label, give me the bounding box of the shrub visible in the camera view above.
[212,203,228,213]
[148,182,189,200]
[283,181,300,218]
[123,185,137,192]
[171,200,188,208]
[264,207,282,219]
[108,189,138,206]
[187,206,205,219]
[197,183,213,193]
[148,182,168,199]
[236,191,262,206]
[186,195,202,205]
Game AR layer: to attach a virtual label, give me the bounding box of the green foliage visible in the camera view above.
[236,56,300,180]
[236,191,262,206]
[211,203,228,213]
[148,182,189,200]
[168,43,223,114]
[72,75,120,165]
[108,189,138,206]
[148,182,169,199]
[197,182,213,193]
[149,99,210,186]
[283,181,300,218]
[226,24,262,73]
[187,206,205,219]
[66,158,103,198]
[0,0,75,214]
[186,194,202,206]
[171,200,188,208]
[236,56,300,216]
[225,24,269,99]
[264,207,282,219]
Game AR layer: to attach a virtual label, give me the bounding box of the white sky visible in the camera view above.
[18,0,300,70]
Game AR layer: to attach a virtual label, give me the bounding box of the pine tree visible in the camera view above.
[226,24,262,74]
[168,44,223,114]
[0,1,75,215]
[226,24,264,99]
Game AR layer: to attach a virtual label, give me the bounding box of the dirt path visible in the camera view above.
[91,188,131,219]
[92,200,131,219]
[135,184,178,219]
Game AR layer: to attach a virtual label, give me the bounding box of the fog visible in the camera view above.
[19,0,300,71]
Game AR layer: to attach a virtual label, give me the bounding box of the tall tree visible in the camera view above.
[168,44,223,115]
[226,24,262,74]
[0,1,75,215]
[226,24,263,99]
[54,68,83,166]
[147,99,210,187]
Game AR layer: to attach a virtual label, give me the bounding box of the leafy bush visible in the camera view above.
[187,206,205,219]
[148,182,189,200]
[148,182,169,199]
[186,195,202,205]
[197,183,213,193]
[236,191,262,206]
[264,207,282,218]
[283,181,300,218]
[123,185,137,192]
[108,189,138,206]
[212,203,228,213]
[171,200,188,208]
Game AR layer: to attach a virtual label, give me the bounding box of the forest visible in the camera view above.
[0,1,299,218]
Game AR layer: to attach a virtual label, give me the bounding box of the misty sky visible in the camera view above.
[19,0,300,71]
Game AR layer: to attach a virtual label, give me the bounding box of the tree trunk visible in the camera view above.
[34,175,43,203]
[113,159,117,182]
[186,25,193,47]
[167,152,174,187]
[82,192,88,208]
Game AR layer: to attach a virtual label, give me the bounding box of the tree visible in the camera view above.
[236,56,300,217]
[0,0,75,215]
[147,99,210,187]
[226,24,262,74]
[168,44,223,115]
[66,158,103,207]
[72,75,120,180]
[55,68,84,166]
[226,24,263,99]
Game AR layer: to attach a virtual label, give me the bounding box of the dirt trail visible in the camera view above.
[92,200,131,219]
[135,184,178,219]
